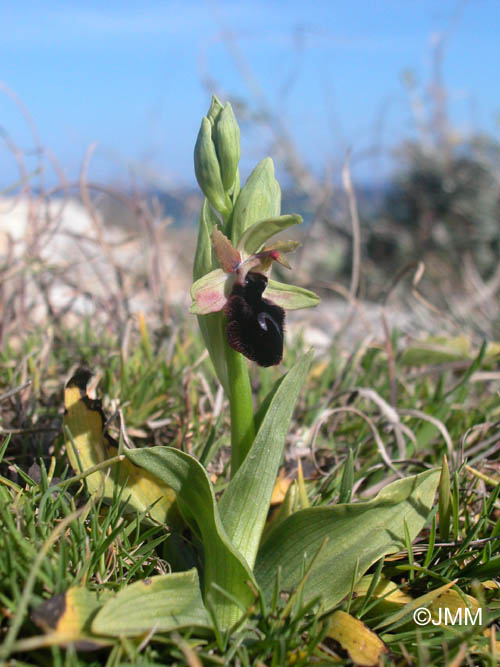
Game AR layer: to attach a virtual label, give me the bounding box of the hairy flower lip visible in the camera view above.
[224,271,285,367]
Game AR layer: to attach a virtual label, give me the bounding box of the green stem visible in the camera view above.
[225,344,255,477]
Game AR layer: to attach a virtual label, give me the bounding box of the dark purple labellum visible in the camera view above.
[224,272,285,366]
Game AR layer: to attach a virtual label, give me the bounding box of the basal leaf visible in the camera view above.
[218,352,313,569]
[255,469,440,611]
[125,446,255,629]
[92,569,210,637]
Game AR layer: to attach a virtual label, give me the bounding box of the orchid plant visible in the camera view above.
[54,97,440,642]
[190,95,319,474]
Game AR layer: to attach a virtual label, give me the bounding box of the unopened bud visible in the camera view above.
[194,116,231,217]
[214,103,240,191]
[206,95,224,126]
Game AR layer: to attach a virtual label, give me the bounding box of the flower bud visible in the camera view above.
[194,116,231,217]
[214,103,240,191]
[206,95,224,126]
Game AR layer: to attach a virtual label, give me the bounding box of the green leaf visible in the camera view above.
[339,449,354,504]
[255,469,440,611]
[230,158,280,244]
[438,456,451,542]
[399,335,472,365]
[254,373,286,432]
[192,202,230,391]
[125,446,255,629]
[197,312,229,392]
[193,199,219,281]
[461,554,500,580]
[218,352,313,570]
[92,569,210,637]
[237,214,302,255]
[265,279,320,310]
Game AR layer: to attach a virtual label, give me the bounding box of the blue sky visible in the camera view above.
[1,0,499,189]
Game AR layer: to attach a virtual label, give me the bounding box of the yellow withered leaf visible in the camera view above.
[376,579,458,629]
[270,469,292,505]
[31,587,112,650]
[326,610,388,666]
[354,575,412,606]
[428,588,482,626]
[63,368,178,526]
[469,627,500,660]
[262,479,299,543]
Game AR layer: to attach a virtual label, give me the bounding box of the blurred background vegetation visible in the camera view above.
[1,2,499,345]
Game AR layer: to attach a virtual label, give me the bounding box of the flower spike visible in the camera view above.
[191,97,319,368]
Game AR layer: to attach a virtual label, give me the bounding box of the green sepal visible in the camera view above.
[190,268,230,315]
[265,279,320,310]
[230,158,281,245]
[237,214,302,254]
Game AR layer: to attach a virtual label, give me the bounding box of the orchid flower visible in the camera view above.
[190,219,319,365]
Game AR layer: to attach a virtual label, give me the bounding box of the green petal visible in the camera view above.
[190,268,231,315]
[237,214,302,255]
[265,279,320,310]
